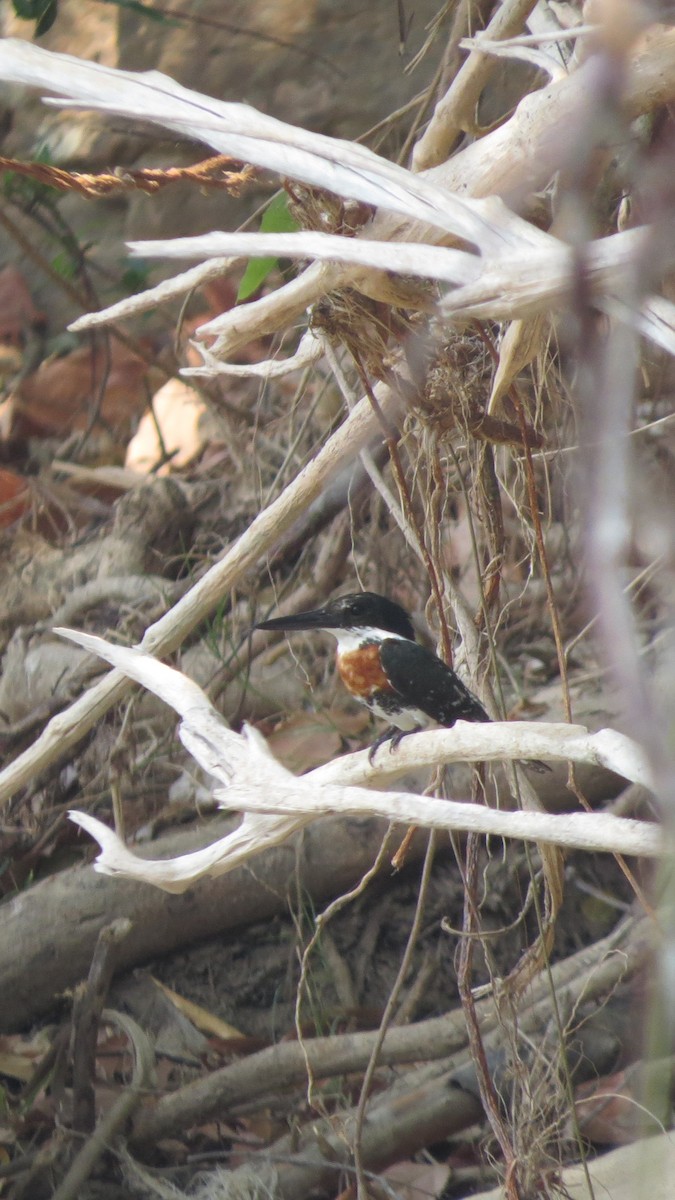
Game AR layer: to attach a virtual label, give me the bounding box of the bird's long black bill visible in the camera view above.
[255,607,337,633]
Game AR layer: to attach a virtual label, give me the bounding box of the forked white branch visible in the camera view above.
[56,630,661,895]
[1,40,674,361]
[127,225,675,345]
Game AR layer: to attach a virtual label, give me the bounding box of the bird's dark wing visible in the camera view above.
[379,639,490,727]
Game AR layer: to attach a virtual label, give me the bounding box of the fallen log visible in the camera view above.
[0,812,405,1031]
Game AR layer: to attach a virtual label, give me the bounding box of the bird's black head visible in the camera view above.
[256,591,416,640]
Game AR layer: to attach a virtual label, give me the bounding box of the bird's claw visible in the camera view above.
[367,726,417,764]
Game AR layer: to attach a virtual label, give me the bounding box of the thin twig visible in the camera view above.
[53,1011,154,1200]
[71,919,133,1134]
[353,830,438,1198]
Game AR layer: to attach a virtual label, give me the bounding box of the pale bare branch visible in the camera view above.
[0,386,397,807]
[56,630,659,895]
[412,0,540,170]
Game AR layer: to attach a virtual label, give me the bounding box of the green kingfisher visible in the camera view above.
[256,590,496,762]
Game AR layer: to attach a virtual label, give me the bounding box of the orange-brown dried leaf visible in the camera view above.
[0,265,45,347]
[13,341,155,437]
[125,378,223,475]
[575,1066,668,1144]
[0,468,30,527]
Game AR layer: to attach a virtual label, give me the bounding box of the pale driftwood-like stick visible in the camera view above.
[412,0,539,171]
[126,224,675,350]
[455,25,675,191]
[0,39,513,248]
[1,33,673,353]
[1,34,672,807]
[469,1132,675,1200]
[69,256,240,331]
[193,261,337,358]
[129,229,484,283]
[183,328,323,379]
[0,387,395,807]
[224,753,662,856]
[181,26,675,360]
[379,27,675,230]
[0,812,394,1031]
[54,631,659,895]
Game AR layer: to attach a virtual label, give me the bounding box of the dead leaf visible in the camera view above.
[575,1062,672,1144]
[0,468,30,527]
[125,377,225,474]
[0,265,45,347]
[151,977,247,1041]
[13,340,153,437]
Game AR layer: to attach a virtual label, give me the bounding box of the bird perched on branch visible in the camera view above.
[256,590,547,769]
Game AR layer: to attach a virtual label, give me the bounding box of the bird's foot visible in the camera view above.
[368,726,419,765]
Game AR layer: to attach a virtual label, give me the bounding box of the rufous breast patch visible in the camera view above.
[337,644,391,698]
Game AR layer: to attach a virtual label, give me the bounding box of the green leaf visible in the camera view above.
[12,0,57,33]
[51,251,76,280]
[121,259,151,294]
[97,0,178,27]
[35,0,57,35]
[12,0,42,15]
[236,192,299,303]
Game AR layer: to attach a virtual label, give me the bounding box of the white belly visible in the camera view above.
[367,698,429,731]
